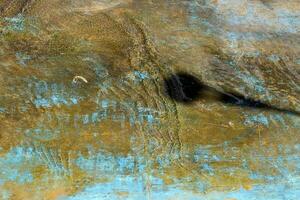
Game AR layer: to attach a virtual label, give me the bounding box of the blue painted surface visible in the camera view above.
[0,147,37,185]
[59,176,300,200]
[133,71,149,81]
[31,81,81,108]
[244,113,269,126]
[238,74,267,94]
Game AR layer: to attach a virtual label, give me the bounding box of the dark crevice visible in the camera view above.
[163,72,300,116]
[164,72,206,103]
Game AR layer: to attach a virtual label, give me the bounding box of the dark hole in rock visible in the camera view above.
[163,72,207,103]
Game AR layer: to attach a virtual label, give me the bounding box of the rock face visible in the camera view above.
[128,0,300,114]
[0,0,299,199]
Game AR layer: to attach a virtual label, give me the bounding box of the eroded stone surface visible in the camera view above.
[0,1,299,199]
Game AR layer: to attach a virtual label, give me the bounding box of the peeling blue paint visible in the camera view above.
[243,112,298,128]
[0,147,37,185]
[101,99,109,109]
[238,74,267,94]
[60,173,209,200]
[244,113,269,126]
[92,99,160,127]
[201,163,214,176]
[60,175,300,200]
[225,184,300,200]
[34,98,51,108]
[75,153,136,175]
[32,81,81,108]
[133,71,149,81]
[60,176,145,200]
[34,95,79,108]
